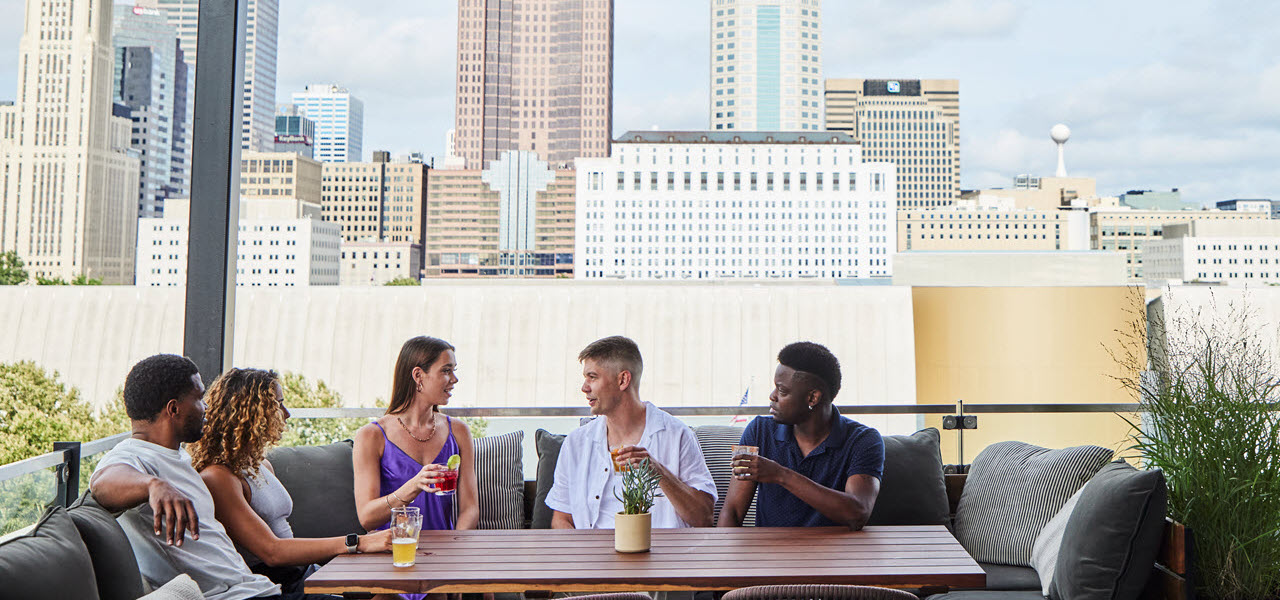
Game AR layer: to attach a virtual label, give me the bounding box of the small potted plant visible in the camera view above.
[614,458,662,553]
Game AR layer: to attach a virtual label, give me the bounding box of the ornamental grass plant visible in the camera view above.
[616,458,662,515]
[1113,290,1280,600]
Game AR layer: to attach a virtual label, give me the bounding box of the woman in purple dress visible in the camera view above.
[354,336,479,538]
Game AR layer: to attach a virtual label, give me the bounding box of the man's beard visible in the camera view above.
[181,412,205,444]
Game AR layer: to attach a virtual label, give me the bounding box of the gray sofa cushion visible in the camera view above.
[268,439,365,538]
[71,492,146,600]
[693,425,757,526]
[956,441,1113,566]
[1051,460,1167,600]
[0,506,101,598]
[868,427,949,526]
[532,428,565,529]
[474,430,524,529]
[977,563,1042,591]
[927,591,1047,600]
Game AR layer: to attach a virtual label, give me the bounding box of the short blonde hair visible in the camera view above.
[578,335,643,383]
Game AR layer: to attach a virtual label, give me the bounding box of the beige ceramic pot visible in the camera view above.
[614,511,651,553]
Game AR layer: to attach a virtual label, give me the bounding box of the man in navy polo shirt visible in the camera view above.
[716,342,884,529]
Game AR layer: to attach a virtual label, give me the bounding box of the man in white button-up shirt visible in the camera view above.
[547,336,716,529]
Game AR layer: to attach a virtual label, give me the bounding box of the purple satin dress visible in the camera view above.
[374,418,458,532]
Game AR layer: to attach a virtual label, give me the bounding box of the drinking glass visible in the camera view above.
[390,506,422,567]
[434,468,459,496]
[731,445,758,479]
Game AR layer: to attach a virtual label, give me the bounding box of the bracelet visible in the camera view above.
[390,489,411,504]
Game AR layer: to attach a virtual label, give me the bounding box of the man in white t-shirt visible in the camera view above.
[547,336,716,529]
[90,354,328,600]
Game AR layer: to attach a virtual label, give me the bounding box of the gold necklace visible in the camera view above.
[396,414,437,443]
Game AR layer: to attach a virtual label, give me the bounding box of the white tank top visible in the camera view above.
[238,463,295,566]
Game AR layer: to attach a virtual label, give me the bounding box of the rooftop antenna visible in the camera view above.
[1051,123,1071,177]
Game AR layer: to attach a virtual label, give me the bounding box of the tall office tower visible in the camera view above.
[292,85,364,163]
[454,0,613,169]
[424,151,575,277]
[710,0,823,132]
[0,0,142,284]
[320,152,427,245]
[151,0,278,151]
[274,106,316,159]
[576,132,895,280]
[825,78,960,209]
[113,4,193,218]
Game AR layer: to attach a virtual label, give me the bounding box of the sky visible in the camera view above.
[1,0,1278,205]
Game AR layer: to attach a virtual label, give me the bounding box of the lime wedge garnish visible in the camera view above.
[446,454,461,470]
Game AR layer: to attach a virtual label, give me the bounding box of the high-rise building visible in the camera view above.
[897,201,1083,253]
[240,151,323,205]
[150,0,278,152]
[320,152,427,246]
[710,0,823,132]
[274,106,316,159]
[1091,209,1267,281]
[292,85,364,163]
[113,4,193,218]
[424,152,575,277]
[454,0,613,169]
[0,0,142,284]
[137,197,340,287]
[1144,220,1280,286]
[825,78,959,209]
[575,131,895,280]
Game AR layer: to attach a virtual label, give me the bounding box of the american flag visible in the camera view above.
[729,385,750,424]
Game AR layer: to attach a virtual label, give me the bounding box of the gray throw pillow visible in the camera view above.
[268,439,365,538]
[70,492,145,600]
[0,506,101,599]
[955,441,1113,566]
[532,428,566,529]
[1051,460,1168,600]
[694,425,757,526]
[474,430,524,529]
[867,427,949,526]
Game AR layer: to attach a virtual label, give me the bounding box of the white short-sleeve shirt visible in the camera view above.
[94,438,280,600]
[545,402,717,529]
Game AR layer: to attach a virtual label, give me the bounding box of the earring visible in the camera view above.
[416,383,423,393]
[808,404,814,411]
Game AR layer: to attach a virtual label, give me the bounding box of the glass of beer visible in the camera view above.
[610,445,628,472]
[390,506,422,568]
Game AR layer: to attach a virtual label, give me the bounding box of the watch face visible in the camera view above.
[346,533,359,551]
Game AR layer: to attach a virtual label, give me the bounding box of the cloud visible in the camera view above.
[824,0,1025,64]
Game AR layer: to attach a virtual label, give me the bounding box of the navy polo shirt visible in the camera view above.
[740,406,885,527]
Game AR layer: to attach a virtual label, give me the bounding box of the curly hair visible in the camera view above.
[188,368,285,476]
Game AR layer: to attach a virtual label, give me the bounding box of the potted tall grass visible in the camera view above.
[614,458,662,553]
[1114,290,1280,600]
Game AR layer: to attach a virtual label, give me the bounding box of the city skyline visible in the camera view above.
[0,1,1276,205]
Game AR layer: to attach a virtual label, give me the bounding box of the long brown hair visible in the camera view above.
[189,368,284,476]
[387,336,456,415]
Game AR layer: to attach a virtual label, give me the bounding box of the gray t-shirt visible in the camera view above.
[94,438,280,600]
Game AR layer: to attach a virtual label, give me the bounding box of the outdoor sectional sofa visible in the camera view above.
[0,425,1189,600]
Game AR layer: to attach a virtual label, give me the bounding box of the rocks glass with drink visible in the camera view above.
[731,445,758,480]
[391,506,422,568]
[435,454,461,496]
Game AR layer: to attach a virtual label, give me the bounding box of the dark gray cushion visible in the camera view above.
[474,430,524,529]
[956,441,1114,566]
[867,427,949,526]
[927,591,1048,600]
[693,425,757,526]
[977,563,1042,591]
[0,506,100,598]
[268,439,365,538]
[1051,460,1167,600]
[70,492,145,600]
[532,429,565,529]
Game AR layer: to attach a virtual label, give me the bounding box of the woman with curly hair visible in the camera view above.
[190,368,391,594]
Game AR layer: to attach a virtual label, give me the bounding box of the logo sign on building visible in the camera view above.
[887,81,900,93]
[864,79,922,96]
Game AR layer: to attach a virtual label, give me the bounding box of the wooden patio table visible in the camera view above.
[305,525,986,595]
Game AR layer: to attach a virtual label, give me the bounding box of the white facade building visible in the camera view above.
[1,0,142,284]
[151,0,278,152]
[291,85,364,163]
[340,241,423,285]
[710,0,822,132]
[576,131,895,280]
[1144,220,1280,286]
[137,197,340,287]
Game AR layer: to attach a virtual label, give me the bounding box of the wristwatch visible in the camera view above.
[345,533,359,554]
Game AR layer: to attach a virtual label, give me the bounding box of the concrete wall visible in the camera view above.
[0,283,917,433]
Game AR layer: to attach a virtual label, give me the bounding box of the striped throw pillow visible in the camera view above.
[473,430,525,530]
[955,441,1113,566]
[694,425,757,526]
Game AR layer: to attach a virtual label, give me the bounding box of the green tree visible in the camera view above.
[35,274,102,285]
[383,277,420,286]
[0,251,28,285]
[70,275,102,285]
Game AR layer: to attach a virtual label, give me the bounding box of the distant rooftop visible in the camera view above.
[615,130,859,145]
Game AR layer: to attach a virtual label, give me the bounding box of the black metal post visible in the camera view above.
[53,442,81,507]
[183,0,248,384]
